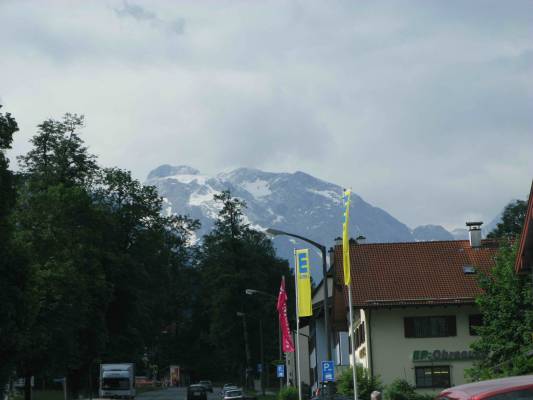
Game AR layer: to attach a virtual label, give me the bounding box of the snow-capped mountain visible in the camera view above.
[144,164,482,278]
[146,164,415,242]
[146,165,420,277]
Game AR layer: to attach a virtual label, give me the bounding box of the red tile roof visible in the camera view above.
[333,239,499,309]
[516,180,533,273]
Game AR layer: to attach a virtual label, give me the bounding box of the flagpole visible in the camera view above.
[343,188,358,400]
[293,250,302,400]
[348,285,358,400]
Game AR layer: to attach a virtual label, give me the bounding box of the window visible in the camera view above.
[415,366,450,388]
[486,389,533,399]
[404,316,456,338]
[469,314,483,336]
[102,378,130,390]
[354,322,365,348]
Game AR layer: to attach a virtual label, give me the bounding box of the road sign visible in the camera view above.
[257,363,262,373]
[322,361,334,382]
[276,364,285,378]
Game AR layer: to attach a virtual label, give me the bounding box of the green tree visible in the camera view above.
[487,200,528,239]
[466,241,533,380]
[13,113,200,398]
[0,105,27,389]
[14,114,109,399]
[196,190,290,381]
[93,167,199,368]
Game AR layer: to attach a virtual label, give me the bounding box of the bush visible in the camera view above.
[336,365,382,400]
[383,379,434,400]
[278,386,299,400]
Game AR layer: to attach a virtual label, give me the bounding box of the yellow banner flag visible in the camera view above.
[342,189,352,286]
[295,248,313,317]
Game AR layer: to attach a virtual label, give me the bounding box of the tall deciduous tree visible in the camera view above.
[13,114,200,399]
[467,242,533,380]
[14,114,109,399]
[487,200,528,239]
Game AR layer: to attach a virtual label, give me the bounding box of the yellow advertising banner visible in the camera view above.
[295,248,312,317]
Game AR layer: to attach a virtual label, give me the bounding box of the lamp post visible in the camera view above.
[245,289,282,393]
[265,229,331,362]
[237,312,252,389]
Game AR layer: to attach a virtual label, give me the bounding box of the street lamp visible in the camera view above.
[245,288,282,393]
[265,228,332,362]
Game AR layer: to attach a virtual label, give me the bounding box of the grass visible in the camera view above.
[33,391,64,400]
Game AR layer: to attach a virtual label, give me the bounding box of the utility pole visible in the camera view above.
[237,312,252,389]
[260,318,265,396]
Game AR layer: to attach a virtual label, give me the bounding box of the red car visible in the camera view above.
[436,375,533,399]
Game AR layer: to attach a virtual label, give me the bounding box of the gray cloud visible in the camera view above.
[0,0,531,230]
[114,1,185,34]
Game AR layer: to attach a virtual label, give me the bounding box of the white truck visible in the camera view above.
[99,363,136,399]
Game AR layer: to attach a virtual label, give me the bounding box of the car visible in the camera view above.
[436,375,533,399]
[187,385,208,400]
[199,381,213,393]
[223,389,244,400]
[221,385,238,398]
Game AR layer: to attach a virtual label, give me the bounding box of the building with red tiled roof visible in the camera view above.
[516,180,533,274]
[331,230,499,394]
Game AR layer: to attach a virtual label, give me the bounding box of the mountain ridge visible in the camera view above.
[145,164,503,277]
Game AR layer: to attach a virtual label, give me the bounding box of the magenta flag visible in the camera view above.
[277,277,295,353]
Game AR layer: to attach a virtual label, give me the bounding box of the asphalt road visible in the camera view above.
[138,387,222,400]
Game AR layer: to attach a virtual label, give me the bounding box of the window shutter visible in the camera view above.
[447,316,457,336]
[404,317,414,337]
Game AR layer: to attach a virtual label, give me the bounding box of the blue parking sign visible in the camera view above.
[322,361,334,382]
[276,364,285,378]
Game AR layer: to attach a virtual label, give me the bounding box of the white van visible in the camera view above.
[99,363,136,399]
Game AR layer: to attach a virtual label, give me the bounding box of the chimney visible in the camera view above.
[356,235,367,244]
[328,247,335,267]
[466,221,483,248]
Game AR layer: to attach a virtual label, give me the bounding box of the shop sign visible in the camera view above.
[412,349,483,362]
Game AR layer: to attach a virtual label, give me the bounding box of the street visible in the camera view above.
[138,387,222,400]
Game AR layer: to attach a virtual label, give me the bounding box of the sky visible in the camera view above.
[1,0,532,230]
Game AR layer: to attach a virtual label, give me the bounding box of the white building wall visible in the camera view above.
[369,305,480,393]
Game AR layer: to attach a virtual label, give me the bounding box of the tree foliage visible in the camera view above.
[6,113,199,398]
[383,379,433,400]
[0,105,26,389]
[466,241,533,380]
[487,199,528,239]
[195,190,291,380]
[336,365,382,400]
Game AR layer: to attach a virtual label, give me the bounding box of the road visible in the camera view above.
[138,387,222,400]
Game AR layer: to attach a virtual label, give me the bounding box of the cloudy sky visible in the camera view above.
[1,0,532,230]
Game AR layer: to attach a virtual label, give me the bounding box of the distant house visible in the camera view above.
[331,226,499,393]
[516,180,533,275]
